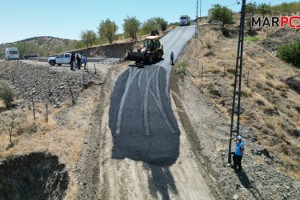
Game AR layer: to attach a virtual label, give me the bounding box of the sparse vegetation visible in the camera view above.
[203,31,217,49]
[0,111,18,147]
[177,61,188,76]
[0,80,15,109]
[244,36,259,42]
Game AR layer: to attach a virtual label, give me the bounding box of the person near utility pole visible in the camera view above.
[70,52,75,71]
[232,135,245,171]
[170,52,174,65]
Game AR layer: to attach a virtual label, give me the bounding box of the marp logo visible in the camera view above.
[251,13,300,28]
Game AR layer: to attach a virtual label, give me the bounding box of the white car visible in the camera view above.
[5,47,20,60]
[48,53,71,66]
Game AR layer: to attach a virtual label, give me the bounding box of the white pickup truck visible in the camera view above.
[48,53,72,66]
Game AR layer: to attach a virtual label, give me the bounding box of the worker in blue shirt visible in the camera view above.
[232,135,245,171]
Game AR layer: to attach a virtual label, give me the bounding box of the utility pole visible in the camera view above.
[228,0,246,164]
[195,0,199,39]
[199,0,202,24]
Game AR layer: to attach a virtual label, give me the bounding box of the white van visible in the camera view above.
[5,47,20,60]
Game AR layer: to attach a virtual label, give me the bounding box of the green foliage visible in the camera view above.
[155,17,168,31]
[123,16,141,41]
[178,61,188,76]
[16,42,39,58]
[140,17,168,35]
[244,36,259,41]
[246,2,258,15]
[209,4,233,28]
[258,3,271,18]
[98,19,118,44]
[272,2,300,14]
[0,80,15,109]
[278,39,300,68]
[81,30,97,48]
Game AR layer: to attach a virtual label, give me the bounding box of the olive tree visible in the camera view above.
[123,16,141,41]
[209,4,233,28]
[98,19,118,44]
[81,30,97,48]
[141,17,168,35]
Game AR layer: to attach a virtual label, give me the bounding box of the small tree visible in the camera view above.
[258,3,271,18]
[155,17,168,31]
[123,16,141,41]
[141,18,157,35]
[0,80,15,109]
[140,17,168,35]
[0,112,17,147]
[98,19,118,44]
[81,30,97,48]
[246,2,258,15]
[209,4,233,28]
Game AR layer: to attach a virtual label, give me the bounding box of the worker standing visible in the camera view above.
[232,135,245,171]
[70,53,75,71]
[170,52,174,65]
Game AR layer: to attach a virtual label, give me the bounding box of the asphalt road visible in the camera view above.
[109,26,195,166]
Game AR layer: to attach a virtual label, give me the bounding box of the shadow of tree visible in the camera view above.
[144,164,177,200]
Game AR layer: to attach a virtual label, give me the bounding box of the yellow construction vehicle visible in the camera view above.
[127,35,163,65]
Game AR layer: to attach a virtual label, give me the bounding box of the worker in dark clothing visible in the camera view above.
[76,53,81,70]
[170,52,174,65]
[232,135,245,171]
[70,53,75,71]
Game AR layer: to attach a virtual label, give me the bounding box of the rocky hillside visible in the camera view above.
[0,36,78,58]
[172,20,300,199]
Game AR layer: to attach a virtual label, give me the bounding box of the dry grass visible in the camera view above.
[253,94,267,106]
[202,31,217,49]
[185,26,300,181]
[0,85,99,167]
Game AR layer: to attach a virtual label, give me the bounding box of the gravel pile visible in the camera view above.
[0,61,103,106]
[99,58,122,65]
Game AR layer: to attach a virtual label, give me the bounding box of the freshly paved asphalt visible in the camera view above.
[109,26,195,166]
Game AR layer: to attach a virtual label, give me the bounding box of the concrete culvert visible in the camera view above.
[0,152,69,200]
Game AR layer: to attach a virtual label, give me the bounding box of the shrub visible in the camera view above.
[0,80,15,109]
[177,61,188,76]
[278,39,300,68]
[244,36,259,42]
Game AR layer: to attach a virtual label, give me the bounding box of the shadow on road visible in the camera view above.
[109,65,180,166]
[236,170,262,199]
[143,164,177,200]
